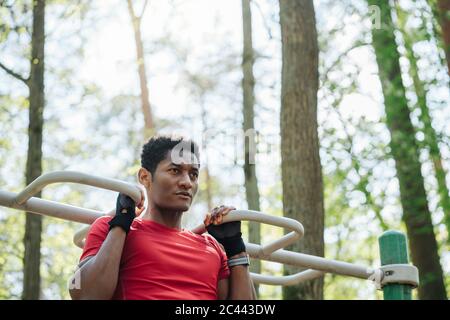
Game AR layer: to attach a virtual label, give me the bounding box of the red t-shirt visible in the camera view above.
[80,216,230,300]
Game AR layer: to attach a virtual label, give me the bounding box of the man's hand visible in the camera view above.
[108,192,142,233]
[135,187,146,215]
[204,205,246,258]
[106,188,145,217]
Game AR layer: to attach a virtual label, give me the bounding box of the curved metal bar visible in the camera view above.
[191,210,304,255]
[14,171,142,205]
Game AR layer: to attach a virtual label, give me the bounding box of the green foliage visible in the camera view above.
[41,217,84,299]
[0,209,25,299]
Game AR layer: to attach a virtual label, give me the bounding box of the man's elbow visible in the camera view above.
[69,286,115,300]
[67,269,116,300]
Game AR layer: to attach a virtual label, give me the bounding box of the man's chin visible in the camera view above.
[168,203,191,212]
[157,198,192,212]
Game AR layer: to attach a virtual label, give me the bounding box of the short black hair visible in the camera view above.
[141,135,200,177]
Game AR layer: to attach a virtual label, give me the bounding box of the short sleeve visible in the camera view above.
[79,216,112,263]
[205,234,230,280]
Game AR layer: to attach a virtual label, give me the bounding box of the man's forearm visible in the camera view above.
[70,227,126,300]
[228,252,256,300]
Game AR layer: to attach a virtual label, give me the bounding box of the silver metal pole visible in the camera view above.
[0,190,103,224]
[14,171,142,205]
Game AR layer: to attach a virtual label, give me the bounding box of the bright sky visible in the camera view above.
[78,0,392,132]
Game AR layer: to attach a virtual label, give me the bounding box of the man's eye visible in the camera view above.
[170,168,179,174]
[191,172,199,179]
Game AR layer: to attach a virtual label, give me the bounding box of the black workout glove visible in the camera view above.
[206,220,246,258]
[108,193,136,233]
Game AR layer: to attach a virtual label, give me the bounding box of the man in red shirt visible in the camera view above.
[69,135,256,300]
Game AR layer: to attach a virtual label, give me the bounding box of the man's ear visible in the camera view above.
[138,167,152,189]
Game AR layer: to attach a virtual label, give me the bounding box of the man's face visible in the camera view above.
[145,151,199,212]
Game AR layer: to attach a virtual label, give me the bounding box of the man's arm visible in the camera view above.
[227,252,256,300]
[217,253,256,300]
[69,193,142,300]
[206,206,256,300]
[69,227,127,300]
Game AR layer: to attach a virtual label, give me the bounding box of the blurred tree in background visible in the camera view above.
[241,0,262,298]
[366,0,446,299]
[279,0,325,300]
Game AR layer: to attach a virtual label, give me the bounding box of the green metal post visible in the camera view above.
[378,230,413,300]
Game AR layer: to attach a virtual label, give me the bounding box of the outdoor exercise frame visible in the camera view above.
[0,171,419,299]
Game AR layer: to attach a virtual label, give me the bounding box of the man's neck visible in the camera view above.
[140,205,183,230]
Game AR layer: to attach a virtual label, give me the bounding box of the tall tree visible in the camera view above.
[396,4,450,244]
[428,0,450,74]
[0,0,46,300]
[366,0,447,299]
[279,0,324,300]
[241,0,261,297]
[23,0,45,300]
[200,98,214,212]
[126,0,155,137]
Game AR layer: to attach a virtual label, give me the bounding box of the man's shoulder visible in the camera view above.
[183,228,211,239]
[185,230,225,252]
[89,215,113,233]
[93,215,113,225]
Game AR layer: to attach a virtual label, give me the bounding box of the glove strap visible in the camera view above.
[228,254,250,267]
[108,214,134,233]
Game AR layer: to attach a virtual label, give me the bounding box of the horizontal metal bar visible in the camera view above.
[0,190,103,224]
[246,243,372,280]
[251,269,324,286]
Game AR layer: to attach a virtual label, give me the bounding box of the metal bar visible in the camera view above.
[191,210,304,255]
[73,225,92,248]
[246,243,372,280]
[251,269,324,286]
[14,171,142,205]
[0,190,103,224]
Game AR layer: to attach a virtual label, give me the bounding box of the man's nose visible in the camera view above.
[178,172,193,189]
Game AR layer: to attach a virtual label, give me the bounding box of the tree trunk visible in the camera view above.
[279,0,324,300]
[204,166,213,212]
[200,101,213,212]
[127,0,155,137]
[397,5,450,244]
[367,0,447,300]
[241,0,261,297]
[429,0,450,74]
[22,0,45,300]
